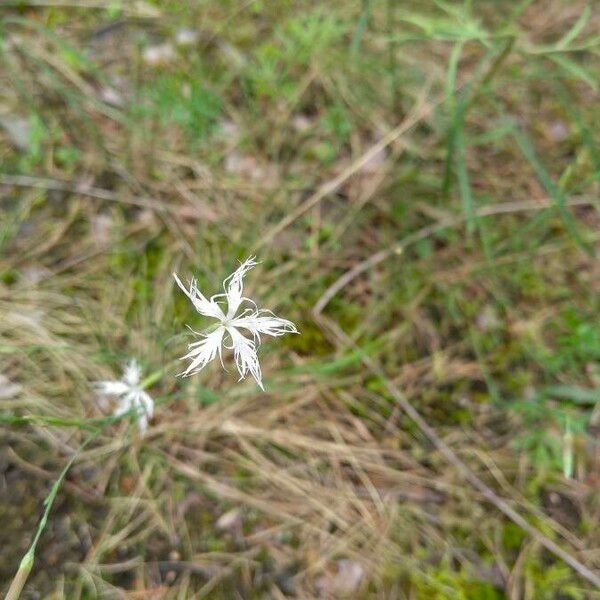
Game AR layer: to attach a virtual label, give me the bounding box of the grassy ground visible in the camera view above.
[1,0,600,597]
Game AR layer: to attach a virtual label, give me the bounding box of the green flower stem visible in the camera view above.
[5,433,97,600]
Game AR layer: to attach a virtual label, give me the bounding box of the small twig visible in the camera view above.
[314,196,598,314]
[0,174,171,214]
[313,313,600,589]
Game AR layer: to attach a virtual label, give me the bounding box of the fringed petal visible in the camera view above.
[227,327,263,389]
[179,327,225,377]
[173,272,226,320]
[230,309,298,342]
[223,256,258,319]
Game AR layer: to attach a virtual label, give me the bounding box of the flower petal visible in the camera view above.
[173,272,225,320]
[137,413,149,434]
[123,359,141,386]
[179,327,225,377]
[223,256,258,319]
[96,380,130,396]
[227,327,263,389]
[138,390,154,420]
[133,391,153,434]
[230,309,298,341]
[113,390,137,415]
[113,390,154,434]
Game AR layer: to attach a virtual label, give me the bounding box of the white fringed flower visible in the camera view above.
[95,359,154,433]
[174,256,298,389]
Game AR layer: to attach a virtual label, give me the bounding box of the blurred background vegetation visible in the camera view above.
[1,0,599,597]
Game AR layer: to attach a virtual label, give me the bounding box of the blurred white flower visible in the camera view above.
[95,359,154,433]
[174,256,298,389]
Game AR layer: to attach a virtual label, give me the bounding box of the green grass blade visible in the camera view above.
[513,127,591,253]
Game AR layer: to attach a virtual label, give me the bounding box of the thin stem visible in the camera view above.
[4,433,98,599]
[140,366,168,389]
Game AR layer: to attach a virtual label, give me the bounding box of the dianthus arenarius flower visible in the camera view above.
[95,359,154,433]
[173,257,298,389]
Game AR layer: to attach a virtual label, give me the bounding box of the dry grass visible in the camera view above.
[1,0,600,597]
